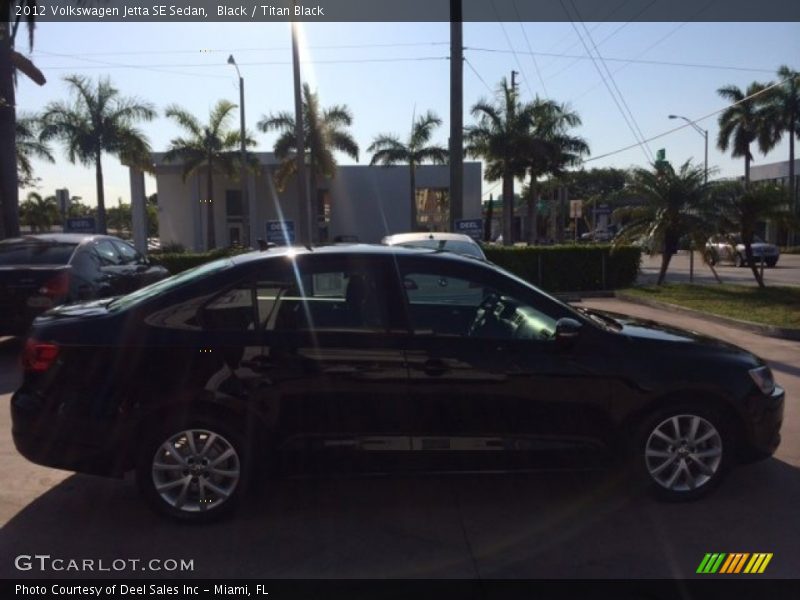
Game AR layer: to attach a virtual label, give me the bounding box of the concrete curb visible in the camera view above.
[615,292,800,342]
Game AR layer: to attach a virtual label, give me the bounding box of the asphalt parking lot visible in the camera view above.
[639,252,800,286]
[0,299,798,579]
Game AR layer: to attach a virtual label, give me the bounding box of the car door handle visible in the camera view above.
[422,359,449,377]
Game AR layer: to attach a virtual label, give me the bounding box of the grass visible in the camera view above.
[621,283,800,329]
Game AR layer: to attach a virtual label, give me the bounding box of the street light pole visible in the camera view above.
[669,114,710,283]
[228,55,251,247]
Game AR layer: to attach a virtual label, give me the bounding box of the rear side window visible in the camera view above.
[95,240,121,266]
[0,241,77,265]
[112,240,143,264]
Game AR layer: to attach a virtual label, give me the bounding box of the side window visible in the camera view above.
[402,269,557,341]
[95,240,121,266]
[112,240,143,264]
[199,286,257,331]
[270,262,388,332]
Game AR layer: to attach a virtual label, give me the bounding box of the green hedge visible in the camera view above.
[149,247,248,275]
[780,246,800,255]
[483,244,641,292]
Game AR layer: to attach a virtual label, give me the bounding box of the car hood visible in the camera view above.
[587,309,754,355]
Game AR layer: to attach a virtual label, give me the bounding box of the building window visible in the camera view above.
[416,188,450,231]
[225,190,243,218]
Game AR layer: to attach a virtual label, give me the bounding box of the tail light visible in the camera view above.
[22,339,60,373]
[39,271,70,298]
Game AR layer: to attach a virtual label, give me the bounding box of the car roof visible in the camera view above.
[229,243,486,266]
[0,233,116,245]
[382,232,479,244]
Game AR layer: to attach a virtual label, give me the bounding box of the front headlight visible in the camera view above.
[749,366,775,395]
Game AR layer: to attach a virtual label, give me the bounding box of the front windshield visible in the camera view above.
[109,258,232,311]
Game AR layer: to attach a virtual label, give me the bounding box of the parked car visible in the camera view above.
[0,233,170,335]
[382,232,486,260]
[705,234,780,268]
[11,246,783,521]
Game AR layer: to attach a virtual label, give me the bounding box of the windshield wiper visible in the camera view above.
[577,307,622,331]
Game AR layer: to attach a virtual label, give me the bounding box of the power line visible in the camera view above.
[35,50,231,80]
[463,47,775,75]
[583,76,792,164]
[464,56,493,94]
[572,1,654,162]
[561,0,652,164]
[37,55,451,70]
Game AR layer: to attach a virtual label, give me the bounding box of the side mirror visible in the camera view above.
[555,318,583,345]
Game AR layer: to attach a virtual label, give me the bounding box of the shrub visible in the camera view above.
[483,244,641,292]
[150,246,249,274]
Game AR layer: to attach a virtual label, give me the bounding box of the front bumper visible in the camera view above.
[741,384,785,460]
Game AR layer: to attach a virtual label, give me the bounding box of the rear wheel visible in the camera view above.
[734,253,746,268]
[136,416,248,522]
[766,258,778,268]
[635,406,732,501]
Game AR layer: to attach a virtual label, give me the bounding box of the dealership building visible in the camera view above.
[126,153,482,251]
[750,158,800,245]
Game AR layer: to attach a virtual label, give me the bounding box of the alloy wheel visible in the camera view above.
[151,429,241,513]
[644,414,723,492]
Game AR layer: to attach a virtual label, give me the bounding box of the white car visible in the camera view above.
[705,234,780,268]
[381,232,487,260]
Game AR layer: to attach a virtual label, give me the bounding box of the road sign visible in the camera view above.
[454,218,483,240]
[266,220,295,245]
[569,200,583,219]
[64,217,96,233]
[593,203,611,217]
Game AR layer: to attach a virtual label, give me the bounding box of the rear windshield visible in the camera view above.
[0,241,77,266]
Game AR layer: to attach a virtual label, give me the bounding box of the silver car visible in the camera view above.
[381,232,487,260]
[705,234,780,268]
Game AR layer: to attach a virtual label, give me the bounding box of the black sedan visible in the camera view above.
[11,246,784,521]
[0,233,169,335]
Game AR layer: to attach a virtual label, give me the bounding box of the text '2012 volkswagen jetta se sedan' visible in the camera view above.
[11,245,784,522]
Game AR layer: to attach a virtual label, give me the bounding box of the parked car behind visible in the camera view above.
[705,234,780,268]
[0,233,169,335]
[11,246,784,522]
[382,232,486,260]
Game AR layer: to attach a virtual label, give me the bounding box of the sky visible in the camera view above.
[14,20,800,207]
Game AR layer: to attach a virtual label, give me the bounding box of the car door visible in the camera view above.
[253,253,411,469]
[397,256,614,469]
[111,239,158,290]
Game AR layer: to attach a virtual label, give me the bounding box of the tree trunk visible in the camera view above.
[744,152,751,187]
[309,158,318,244]
[484,196,494,242]
[502,171,513,246]
[789,120,796,245]
[409,164,417,231]
[0,19,19,238]
[657,232,677,285]
[526,180,537,244]
[95,152,107,234]
[743,238,765,288]
[206,164,216,249]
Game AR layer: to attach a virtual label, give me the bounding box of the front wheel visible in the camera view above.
[136,417,247,522]
[636,408,732,501]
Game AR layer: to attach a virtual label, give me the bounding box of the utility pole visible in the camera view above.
[449,0,463,232]
[291,19,311,246]
[502,70,519,245]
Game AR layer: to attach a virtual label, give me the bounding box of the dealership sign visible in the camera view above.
[455,218,483,240]
[266,220,295,245]
[64,217,96,233]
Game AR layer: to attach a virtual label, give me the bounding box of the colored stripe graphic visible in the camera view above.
[697,553,727,573]
[700,552,772,575]
[733,553,750,573]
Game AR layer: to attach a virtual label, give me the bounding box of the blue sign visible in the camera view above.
[593,204,612,217]
[455,218,483,240]
[64,217,96,233]
[266,220,295,245]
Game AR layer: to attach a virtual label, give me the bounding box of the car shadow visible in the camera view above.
[1,458,799,579]
[769,360,800,379]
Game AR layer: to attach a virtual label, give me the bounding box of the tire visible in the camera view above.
[633,405,733,502]
[734,253,745,268]
[766,258,778,268]
[704,251,717,266]
[136,413,249,523]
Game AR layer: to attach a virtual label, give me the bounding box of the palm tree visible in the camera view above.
[164,100,254,250]
[709,181,795,288]
[20,191,59,232]
[523,99,589,243]
[614,160,711,285]
[40,75,155,234]
[466,78,540,245]
[763,66,800,242]
[367,110,448,231]
[716,82,774,185]
[258,84,359,243]
[16,113,53,187]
